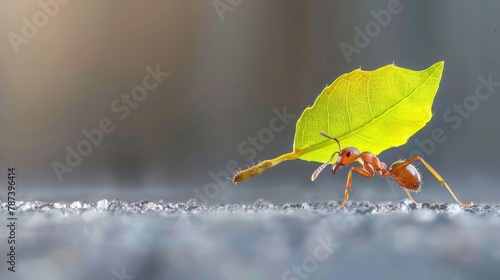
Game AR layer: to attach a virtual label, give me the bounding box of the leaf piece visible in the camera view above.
[295,61,444,163]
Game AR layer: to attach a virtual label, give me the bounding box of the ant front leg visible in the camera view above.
[339,166,373,208]
[402,156,473,207]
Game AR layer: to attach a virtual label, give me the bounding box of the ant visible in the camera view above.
[311,132,473,208]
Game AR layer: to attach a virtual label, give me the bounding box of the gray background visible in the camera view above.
[1,1,499,204]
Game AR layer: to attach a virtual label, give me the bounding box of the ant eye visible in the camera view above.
[346,151,351,157]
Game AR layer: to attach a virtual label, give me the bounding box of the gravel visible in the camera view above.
[1,199,499,280]
[2,198,500,215]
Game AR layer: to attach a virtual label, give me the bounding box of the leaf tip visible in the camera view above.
[434,61,445,71]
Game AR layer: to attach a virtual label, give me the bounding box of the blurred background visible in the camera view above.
[1,0,499,205]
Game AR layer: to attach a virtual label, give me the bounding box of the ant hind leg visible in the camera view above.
[404,189,422,207]
[403,156,473,207]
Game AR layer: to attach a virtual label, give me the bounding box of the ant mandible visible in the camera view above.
[311,132,473,208]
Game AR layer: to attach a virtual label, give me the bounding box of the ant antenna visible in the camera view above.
[311,152,338,181]
[311,132,342,181]
[319,132,341,151]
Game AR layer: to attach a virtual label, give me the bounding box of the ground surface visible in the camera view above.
[1,199,499,280]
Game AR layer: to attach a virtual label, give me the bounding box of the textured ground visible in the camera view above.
[1,199,499,280]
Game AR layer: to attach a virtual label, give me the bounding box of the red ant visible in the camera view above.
[311,132,473,208]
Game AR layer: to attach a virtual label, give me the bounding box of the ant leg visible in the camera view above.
[404,189,422,207]
[339,166,373,208]
[402,156,473,207]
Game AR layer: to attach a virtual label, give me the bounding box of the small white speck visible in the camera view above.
[96,199,109,210]
[70,201,82,209]
[53,202,66,209]
[447,204,463,215]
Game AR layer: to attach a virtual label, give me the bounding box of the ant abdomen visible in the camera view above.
[390,160,422,191]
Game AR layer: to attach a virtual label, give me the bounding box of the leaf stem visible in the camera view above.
[232,139,335,184]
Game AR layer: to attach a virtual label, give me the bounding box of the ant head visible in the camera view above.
[333,146,360,174]
[311,132,361,181]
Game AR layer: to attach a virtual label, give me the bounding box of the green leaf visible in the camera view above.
[233,62,444,183]
[295,61,444,163]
